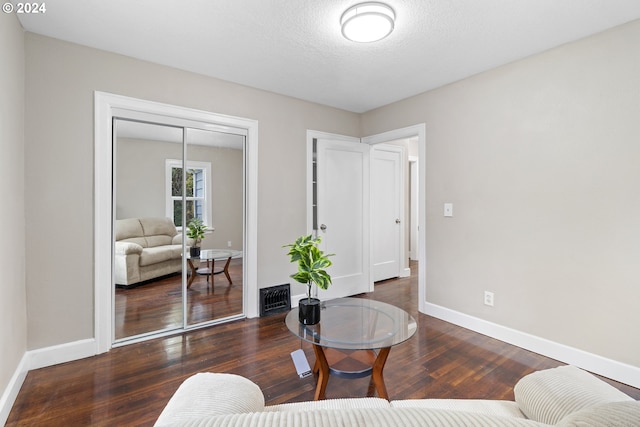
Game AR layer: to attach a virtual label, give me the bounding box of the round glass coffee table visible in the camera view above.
[285,297,417,400]
[186,249,242,288]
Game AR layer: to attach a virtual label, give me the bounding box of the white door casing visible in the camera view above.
[371,144,404,282]
[312,134,371,299]
[409,157,419,260]
[362,124,426,313]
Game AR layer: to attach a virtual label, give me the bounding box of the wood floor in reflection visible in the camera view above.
[115,259,244,339]
[8,261,640,426]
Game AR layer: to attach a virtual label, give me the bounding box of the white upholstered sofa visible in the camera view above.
[155,365,639,426]
[114,217,188,286]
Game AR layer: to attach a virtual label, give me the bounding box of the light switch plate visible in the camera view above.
[444,203,453,217]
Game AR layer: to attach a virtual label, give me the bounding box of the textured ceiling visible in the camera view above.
[15,0,640,113]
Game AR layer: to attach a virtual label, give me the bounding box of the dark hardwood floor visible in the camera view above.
[115,259,244,339]
[8,261,640,426]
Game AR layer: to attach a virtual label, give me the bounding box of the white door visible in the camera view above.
[315,137,371,299]
[371,144,404,282]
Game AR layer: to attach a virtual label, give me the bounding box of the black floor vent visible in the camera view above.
[260,283,291,317]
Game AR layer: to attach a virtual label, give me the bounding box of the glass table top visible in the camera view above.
[285,297,417,350]
[187,249,242,260]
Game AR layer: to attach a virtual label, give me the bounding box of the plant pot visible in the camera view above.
[298,298,321,325]
[190,246,201,258]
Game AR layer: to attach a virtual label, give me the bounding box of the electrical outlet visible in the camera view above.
[227,241,232,248]
[484,291,494,307]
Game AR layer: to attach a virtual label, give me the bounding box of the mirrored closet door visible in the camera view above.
[184,128,245,327]
[112,117,245,344]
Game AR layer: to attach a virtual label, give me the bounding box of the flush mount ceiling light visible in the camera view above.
[341,2,395,43]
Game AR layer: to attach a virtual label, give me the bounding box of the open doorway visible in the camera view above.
[362,125,426,312]
[306,124,426,309]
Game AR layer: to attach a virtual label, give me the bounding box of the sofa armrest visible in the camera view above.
[173,234,194,246]
[154,373,265,426]
[556,401,640,427]
[114,241,143,256]
[514,365,634,425]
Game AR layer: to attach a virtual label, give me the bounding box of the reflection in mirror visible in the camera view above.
[113,119,185,341]
[185,128,244,326]
[113,119,245,343]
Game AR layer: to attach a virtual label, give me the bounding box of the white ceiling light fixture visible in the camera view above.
[341,2,395,43]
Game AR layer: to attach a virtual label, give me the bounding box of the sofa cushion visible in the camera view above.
[140,246,178,267]
[115,218,147,247]
[147,235,174,247]
[155,373,265,427]
[391,399,526,419]
[139,218,178,248]
[265,397,390,412]
[556,401,640,426]
[140,217,178,238]
[514,365,633,425]
[169,244,184,259]
[177,407,547,427]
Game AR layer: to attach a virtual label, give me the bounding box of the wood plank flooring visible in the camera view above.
[115,259,243,339]
[7,262,640,426]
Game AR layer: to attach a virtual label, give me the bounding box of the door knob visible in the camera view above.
[395,219,401,224]
[320,224,327,231]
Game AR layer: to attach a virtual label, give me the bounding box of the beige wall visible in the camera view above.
[0,12,27,407]
[116,138,182,219]
[116,137,243,250]
[24,33,360,349]
[362,20,640,367]
[16,13,640,378]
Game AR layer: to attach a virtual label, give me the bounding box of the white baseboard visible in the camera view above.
[400,267,411,278]
[1,338,98,424]
[0,353,28,426]
[424,302,640,389]
[26,338,97,370]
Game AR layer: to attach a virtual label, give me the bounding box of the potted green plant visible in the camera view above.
[187,217,207,257]
[284,234,334,325]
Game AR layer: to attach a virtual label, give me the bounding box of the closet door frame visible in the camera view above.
[95,91,259,354]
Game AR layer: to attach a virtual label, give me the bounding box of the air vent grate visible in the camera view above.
[259,283,291,317]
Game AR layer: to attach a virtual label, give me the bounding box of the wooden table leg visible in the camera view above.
[312,344,330,400]
[186,259,196,288]
[311,346,391,401]
[370,347,391,400]
[222,256,232,284]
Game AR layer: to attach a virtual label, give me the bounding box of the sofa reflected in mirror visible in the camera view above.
[114,217,190,287]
